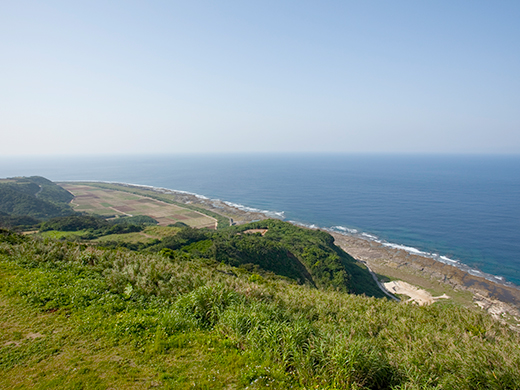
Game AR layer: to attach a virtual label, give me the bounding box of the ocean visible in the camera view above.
[1,154,519,286]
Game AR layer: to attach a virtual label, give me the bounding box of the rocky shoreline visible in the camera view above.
[331,232,520,323]
[114,182,520,325]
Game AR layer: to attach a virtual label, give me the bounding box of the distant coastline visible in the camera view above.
[137,181,520,321]
[72,180,517,288]
[6,154,520,287]
[61,180,520,321]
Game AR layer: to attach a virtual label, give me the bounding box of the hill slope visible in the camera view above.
[1,229,519,389]
[0,176,74,222]
[212,219,384,297]
[66,217,383,297]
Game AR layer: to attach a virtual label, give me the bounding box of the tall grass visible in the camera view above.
[1,230,520,389]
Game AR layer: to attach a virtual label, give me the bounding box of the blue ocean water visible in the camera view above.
[1,154,519,286]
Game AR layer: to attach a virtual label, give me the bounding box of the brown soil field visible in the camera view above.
[60,183,217,229]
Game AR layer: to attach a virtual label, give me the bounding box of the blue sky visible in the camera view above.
[1,1,519,155]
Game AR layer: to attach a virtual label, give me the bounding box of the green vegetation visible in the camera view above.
[40,215,157,232]
[38,229,90,240]
[231,220,383,296]
[21,176,74,204]
[212,232,315,285]
[0,211,40,230]
[79,218,382,296]
[39,215,156,242]
[2,177,520,388]
[0,176,75,228]
[112,215,158,225]
[137,225,181,238]
[39,213,377,295]
[1,228,519,389]
[41,215,111,232]
[95,231,159,245]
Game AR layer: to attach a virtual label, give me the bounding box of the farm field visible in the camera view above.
[93,225,181,245]
[60,183,217,229]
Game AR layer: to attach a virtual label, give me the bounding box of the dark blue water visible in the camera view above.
[1,154,519,286]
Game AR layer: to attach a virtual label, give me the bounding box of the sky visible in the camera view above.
[1,1,520,156]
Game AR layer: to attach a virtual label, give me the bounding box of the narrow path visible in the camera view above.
[359,259,400,301]
[34,185,43,198]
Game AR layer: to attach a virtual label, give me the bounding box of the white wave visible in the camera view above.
[438,255,459,264]
[71,180,212,200]
[382,242,430,256]
[464,268,512,286]
[468,269,485,277]
[66,180,516,289]
[84,181,285,218]
[222,201,285,219]
[150,186,209,199]
[290,220,317,229]
[332,226,359,234]
[466,269,507,285]
[361,232,379,241]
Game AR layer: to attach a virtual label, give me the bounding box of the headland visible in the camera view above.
[61,181,520,325]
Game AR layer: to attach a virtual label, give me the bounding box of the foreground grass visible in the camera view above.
[0,296,248,389]
[0,267,248,389]
[1,231,520,389]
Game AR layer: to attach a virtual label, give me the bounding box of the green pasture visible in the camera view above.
[95,226,180,245]
[94,232,155,244]
[37,230,89,240]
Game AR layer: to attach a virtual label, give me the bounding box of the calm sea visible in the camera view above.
[1,154,519,286]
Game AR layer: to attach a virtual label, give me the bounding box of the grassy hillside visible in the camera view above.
[1,229,519,389]
[20,176,74,204]
[42,216,383,297]
[228,220,384,296]
[0,177,74,226]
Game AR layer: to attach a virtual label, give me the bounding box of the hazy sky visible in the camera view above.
[1,1,520,156]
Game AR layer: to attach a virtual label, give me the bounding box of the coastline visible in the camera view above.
[330,232,520,322]
[65,181,520,324]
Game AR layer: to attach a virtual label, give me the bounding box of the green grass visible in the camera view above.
[94,232,155,244]
[37,230,89,240]
[142,225,180,238]
[1,230,520,389]
[0,294,248,389]
[94,226,180,245]
[0,248,249,389]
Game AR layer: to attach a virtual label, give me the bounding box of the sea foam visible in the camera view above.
[222,201,285,219]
